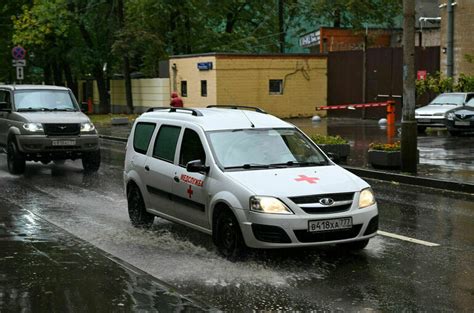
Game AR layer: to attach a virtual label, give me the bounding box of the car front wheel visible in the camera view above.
[214,209,247,260]
[82,149,101,172]
[7,140,25,175]
[127,184,154,228]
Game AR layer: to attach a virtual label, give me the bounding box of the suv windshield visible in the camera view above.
[14,90,77,111]
[208,128,328,170]
[430,94,465,106]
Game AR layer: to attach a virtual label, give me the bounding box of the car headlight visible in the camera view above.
[23,123,44,132]
[81,122,95,132]
[250,196,293,214]
[446,112,455,120]
[359,188,375,208]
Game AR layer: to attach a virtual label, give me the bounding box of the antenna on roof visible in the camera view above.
[240,110,255,128]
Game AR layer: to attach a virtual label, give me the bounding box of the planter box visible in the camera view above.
[368,150,401,169]
[318,144,350,163]
[368,149,420,169]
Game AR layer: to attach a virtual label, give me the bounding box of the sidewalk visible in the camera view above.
[96,117,474,193]
[0,198,208,312]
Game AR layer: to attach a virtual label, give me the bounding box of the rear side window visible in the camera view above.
[179,129,206,166]
[153,125,181,162]
[133,122,156,154]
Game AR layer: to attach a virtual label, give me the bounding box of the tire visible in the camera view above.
[339,239,370,250]
[417,126,427,134]
[127,184,154,228]
[214,209,247,260]
[7,140,25,175]
[82,149,101,172]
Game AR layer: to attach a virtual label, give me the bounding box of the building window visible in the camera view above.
[181,81,187,97]
[201,80,207,97]
[269,79,283,95]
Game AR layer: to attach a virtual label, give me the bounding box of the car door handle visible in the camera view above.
[145,165,150,171]
[174,176,180,183]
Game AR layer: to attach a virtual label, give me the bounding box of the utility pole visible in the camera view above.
[278,0,285,53]
[401,0,417,173]
[447,0,454,77]
[117,0,134,114]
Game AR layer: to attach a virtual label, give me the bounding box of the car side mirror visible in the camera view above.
[326,152,340,163]
[186,159,209,174]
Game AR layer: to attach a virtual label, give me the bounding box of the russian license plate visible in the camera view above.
[308,217,352,232]
[418,119,431,123]
[52,140,76,146]
[455,121,470,126]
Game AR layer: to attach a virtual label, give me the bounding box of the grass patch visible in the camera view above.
[88,114,139,126]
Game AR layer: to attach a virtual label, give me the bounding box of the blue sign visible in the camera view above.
[12,46,26,60]
[197,62,213,71]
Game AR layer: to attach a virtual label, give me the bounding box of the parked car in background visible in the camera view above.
[0,85,100,174]
[415,92,474,133]
[445,97,474,135]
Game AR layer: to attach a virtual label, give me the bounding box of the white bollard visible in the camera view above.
[378,118,387,126]
[311,116,321,123]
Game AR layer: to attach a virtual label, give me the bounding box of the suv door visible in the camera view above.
[143,124,182,218]
[172,127,210,229]
[0,89,12,146]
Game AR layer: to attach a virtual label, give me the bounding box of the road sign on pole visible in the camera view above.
[12,46,26,60]
[12,60,26,67]
[16,66,24,80]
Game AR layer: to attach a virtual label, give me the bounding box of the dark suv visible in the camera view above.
[0,85,100,174]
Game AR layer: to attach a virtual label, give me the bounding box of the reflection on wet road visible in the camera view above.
[0,139,473,311]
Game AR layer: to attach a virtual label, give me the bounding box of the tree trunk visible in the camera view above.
[63,62,78,98]
[52,61,64,86]
[117,0,133,113]
[93,65,109,114]
[43,64,53,85]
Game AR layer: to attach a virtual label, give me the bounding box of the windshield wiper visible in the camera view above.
[50,108,77,111]
[224,163,270,170]
[17,108,41,112]
[266,161,329,168]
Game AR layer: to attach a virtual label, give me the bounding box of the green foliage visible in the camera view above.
[369,141,400,151]
[304,0,402,29]
[416,72,474,98]
[311,134,348,145]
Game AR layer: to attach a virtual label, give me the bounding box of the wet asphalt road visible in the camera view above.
[0,139,473,312]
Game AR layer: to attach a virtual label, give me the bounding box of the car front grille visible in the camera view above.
[289,192,354,214]
[44,123,80,136]
[294,224,362,243]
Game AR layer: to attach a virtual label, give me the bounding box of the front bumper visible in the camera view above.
[16,134,99,159]
[235,203,378,248]
[415,117,446,128]
[446,119,474,131]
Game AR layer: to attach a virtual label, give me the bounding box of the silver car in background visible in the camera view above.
[415,92,474,133]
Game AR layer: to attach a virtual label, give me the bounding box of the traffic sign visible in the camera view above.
[12,60,26,67]
[12,46,26,60]
[16,67,24,80]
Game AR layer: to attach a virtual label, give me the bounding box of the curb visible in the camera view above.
[97,135,473,194]
[343,166,474,194]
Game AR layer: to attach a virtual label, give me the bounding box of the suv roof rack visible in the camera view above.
[146,107,203,116]
[206,105,267,114]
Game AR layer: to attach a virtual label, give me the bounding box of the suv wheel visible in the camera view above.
[215,209,247,260]
[338,239,370,250]
[127,184,154,228]
[82,150,101,172]
[7,140,25,175]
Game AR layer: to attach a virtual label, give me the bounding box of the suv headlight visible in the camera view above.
[81,122,95,132]
[446,112,455,120]
[250,196,293,214]
[23,123,44,132]
[359,188,375,208]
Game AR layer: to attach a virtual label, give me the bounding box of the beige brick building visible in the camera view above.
[439,0,474,77]
[169,53,327,118]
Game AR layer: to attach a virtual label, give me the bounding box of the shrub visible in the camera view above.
[311,134,348,145]
[417,71,474,98]
[369,141,401,151]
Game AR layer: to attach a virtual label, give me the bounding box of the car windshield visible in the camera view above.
[430,94,465,106]
[207,128,328,170]
[14,90,77,111]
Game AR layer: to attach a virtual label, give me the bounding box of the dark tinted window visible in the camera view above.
[133,123,156,154]
[179,129,206,166]
[153,125,181,162]
[0,90,10,108]
[181,81,187,97]
[201,80,207,97]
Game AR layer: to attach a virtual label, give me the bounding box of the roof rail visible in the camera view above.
[206,105,267,114]
[146,107,203,116]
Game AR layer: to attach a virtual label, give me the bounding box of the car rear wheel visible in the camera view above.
[339,239,370,250]
[127,184,154,228]
[82,149,101,172]
[214,209,247,260]
[7,140,25,175]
